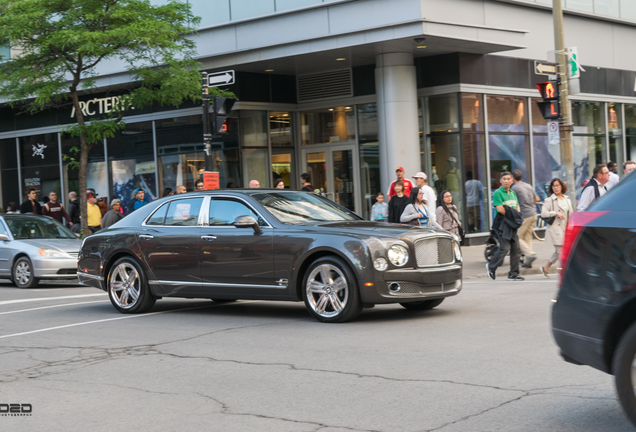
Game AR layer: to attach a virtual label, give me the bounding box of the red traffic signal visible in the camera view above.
[536,81,558,100]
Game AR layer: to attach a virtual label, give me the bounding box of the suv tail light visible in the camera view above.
[559,211,609,285]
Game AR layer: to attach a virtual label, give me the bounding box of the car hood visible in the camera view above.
[17,238,82,253]
[305,221,447,240]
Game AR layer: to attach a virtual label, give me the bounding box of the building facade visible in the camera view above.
[1,0,636,242]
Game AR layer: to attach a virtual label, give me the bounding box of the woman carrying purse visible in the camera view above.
[540,178,572,278]
[435,190,463,239]
[400,187,443,229]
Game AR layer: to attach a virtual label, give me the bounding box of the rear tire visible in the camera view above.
[107,257,156,314]
[400,298,444,311]
[613,322,636,427]
[13,257,39,289]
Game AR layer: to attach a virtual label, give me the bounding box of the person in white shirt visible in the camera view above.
[606,161,619,190]
[411,172,437,225]
[577,164,610,211]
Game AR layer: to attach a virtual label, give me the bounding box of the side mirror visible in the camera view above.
[0,234,8,241]
[232,215,262,235]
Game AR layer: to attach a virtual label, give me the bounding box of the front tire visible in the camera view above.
[302,256,362,323]
[614,322,636,427]
[13,257,39,289]
[400,298,444,311]
[107,257,156,314]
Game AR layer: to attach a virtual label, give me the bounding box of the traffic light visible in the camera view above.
[535,81,560,120]
[213,96,236,134]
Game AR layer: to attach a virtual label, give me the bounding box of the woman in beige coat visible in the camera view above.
[540,178,573,277]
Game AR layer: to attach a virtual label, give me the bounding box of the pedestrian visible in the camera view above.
[412,172,437,225]
[5,202,19,214]
[162,187,173,197]
[577,164,610,211]
[371,192,388,222]
[436,190,462,237]
[20,189,42,214]
[606,161,619,190]
[387,167,413,201]
[86,192,103,234]
[486,171,524,281]
[400,187,443,228]
[540,178,573,278]
[102,199,124,228]
[273,178,285,189]
[195,179,205,191]
[511,169,540,268]
[249,179,260,188]
[464,171,482,233]
[176,185,187,194]
[68,192,81,232]
[387,181,408,223]
[624,160,635,177]
[300,173,315,192]
[42,191,72,227]
[128,188,148,214]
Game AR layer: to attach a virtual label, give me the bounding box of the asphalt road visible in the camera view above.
[0,277,632,432]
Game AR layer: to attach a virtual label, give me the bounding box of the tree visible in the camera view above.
[0,0,212,235]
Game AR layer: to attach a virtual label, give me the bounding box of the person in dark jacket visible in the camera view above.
[20,189,42,214]
[486,171,524,281]
[68,191,81,232]
[387,181,409,223]
[102,199,124,228]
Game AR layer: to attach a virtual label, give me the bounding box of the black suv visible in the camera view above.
[552,172,636,426]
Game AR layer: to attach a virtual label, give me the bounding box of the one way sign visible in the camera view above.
[207,70,235,87]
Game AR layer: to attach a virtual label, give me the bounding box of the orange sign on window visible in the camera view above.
[203,171,220,190]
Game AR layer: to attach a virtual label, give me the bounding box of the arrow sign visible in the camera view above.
[207,70,235,87]
[534,60,557,76]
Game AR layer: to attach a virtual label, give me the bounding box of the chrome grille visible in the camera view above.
[386,282,443,295]
[414,237,454,267]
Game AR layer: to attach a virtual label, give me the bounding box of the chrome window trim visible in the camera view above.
[141,196,207,228]
[148,280,284,290]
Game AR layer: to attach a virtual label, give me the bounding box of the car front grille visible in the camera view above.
[414,237,454,267]
[386,282,443,295]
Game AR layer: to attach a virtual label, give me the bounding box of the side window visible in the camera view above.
[209,199,260,226]
[0,221,7,235]
[164,198,204,226]
[147,203,169,226]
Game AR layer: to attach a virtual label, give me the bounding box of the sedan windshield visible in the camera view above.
[251,192,361,224]
[4,217,77,239]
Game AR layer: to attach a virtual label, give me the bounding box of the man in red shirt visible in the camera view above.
[42,191,73,226]
[387,167,413,201]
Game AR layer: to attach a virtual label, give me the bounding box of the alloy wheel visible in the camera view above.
[306,264,349,318]
[15,261,31,285]
[110,263,141,309]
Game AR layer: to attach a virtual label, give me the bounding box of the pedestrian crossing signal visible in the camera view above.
[536,80,560,120]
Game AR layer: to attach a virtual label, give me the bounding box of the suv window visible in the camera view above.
[164,198,203,226]
[209,199,261,226]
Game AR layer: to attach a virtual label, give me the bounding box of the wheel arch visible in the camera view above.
[103,250,150,283]
[11,253,32,280]
[605,297,636,374]
[294,248,358,301]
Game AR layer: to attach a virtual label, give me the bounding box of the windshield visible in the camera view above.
[4,217,77,239]
[251,192,361,224]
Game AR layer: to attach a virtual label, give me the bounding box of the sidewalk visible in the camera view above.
[461,235,558,279]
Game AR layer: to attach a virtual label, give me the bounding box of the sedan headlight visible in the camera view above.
[454,241,462,262]
[387,245,409,267]
[38,248,70,258]
[373,257,388,271]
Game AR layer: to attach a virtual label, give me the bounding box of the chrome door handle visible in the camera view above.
[139,234,154,240]
[201,235,217,241]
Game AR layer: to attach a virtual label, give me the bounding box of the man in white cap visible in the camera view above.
[412,172,437,225]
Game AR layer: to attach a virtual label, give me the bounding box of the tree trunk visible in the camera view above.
[69,89,90,237]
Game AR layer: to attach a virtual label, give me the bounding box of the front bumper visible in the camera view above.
[361,264,462,304]
[77,271,106,291]
[32,257,79,279]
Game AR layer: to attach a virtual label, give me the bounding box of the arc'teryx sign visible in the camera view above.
[70,95,134,118]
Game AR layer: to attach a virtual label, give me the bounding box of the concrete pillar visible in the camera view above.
[375,52,420,194]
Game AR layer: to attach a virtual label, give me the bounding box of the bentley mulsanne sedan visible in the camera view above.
[78,190,462,322]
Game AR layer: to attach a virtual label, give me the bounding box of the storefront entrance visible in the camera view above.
[301,143,360,214]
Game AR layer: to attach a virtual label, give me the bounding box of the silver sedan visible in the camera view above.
[0,215,82,288]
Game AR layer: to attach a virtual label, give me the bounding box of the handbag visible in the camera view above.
[542,216,556,226]
[444,206,465,246]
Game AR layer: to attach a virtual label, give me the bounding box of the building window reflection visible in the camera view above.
[571,101,605,198]
[301,106,355,145]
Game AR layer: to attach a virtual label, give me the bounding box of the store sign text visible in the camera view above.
[70,96,134,118]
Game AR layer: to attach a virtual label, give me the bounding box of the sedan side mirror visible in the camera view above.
[0,234,8,241]
[232,215,262,235]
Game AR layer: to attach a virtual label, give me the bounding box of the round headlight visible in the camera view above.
[373,257,388,271]
[387,245,409,267]
[454,241,462,262]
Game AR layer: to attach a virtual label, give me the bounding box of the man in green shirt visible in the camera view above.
[487,171,524,281]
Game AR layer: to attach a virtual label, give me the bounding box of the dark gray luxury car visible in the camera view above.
[78,190,462,322]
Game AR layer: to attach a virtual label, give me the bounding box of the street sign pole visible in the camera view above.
[201,72,213,172]
[553,0,576,209]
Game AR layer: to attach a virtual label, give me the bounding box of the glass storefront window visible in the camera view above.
[461,94,484,132]
[240,111,268,147]
[0,138,18,209]
[243,148,269,188]
[19,134,61,202]
[357,103,379,219]
[270,111,292,147]
[462,134,489,233]
[572,101,605,134]
[272,151,293,188]
[626,105,636,135]
[627,137,636,163]
[532,134,562,200]
[489,135,530,189]
[301,107,355,145]
[487,96,527,133]
[61,134,106,208]
[428,95,459,133]
[573,136,605,198]
[531,98,549,133]
[430,134,463,222]
[608,102,623,170]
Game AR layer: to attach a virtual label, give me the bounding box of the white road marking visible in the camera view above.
[0,293,106,306]
[0,300,110,316]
